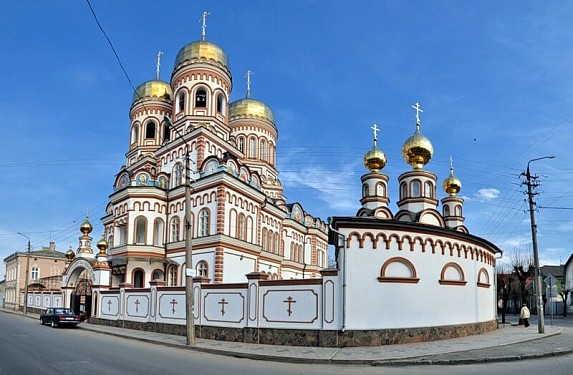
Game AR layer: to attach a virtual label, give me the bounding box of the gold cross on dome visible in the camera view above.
[200,11,210,41]
[371,124,379,146]
[412,102,423,126]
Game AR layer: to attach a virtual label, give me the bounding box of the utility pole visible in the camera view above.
[17,232,31,316]
[524,155,555,334]
[164,116,195,346]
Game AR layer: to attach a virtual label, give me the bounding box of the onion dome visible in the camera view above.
[229,98,276,128]
[132,80,172,105]
[402,130,433,170]
[96,237,109,255]
[174,41,230,72]
[80,218,93,235]
[65,248,75,261]
[443,158,462,196]
[364,146,386,173]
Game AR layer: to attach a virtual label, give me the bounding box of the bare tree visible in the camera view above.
[496,262,513,324]
[559,288,571,317]
[504,246,534,319]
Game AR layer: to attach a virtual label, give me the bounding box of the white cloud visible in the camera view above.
[475,188,500,200]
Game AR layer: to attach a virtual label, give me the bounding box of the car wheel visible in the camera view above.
[40,318,44,325]
[51,321,57,328]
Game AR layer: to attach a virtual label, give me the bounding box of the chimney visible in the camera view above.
[49,242,56,252]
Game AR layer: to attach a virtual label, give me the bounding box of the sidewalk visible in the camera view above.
[3,308,572,365]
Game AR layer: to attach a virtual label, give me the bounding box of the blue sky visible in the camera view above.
[2,1,573,277]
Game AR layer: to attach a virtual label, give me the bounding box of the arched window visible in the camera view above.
[131,124,139,145]
[400,183,407,200]
[195,88,207,108]
[174,163,183,186]
[455,205,462,216]
[153,218,164,246]
[444,205,451,217]
[290,243,295,261]
[178,92,186,113]
[197,261,208,277]
[170,217,180,242]
[260,139,267,161]
[377,183,385,197]
[145,121,156,139]
[249,137,256,158]
[412,180,421,197]
[362,184,369,197]
[216,93,224,114]
[238,214,246,240]
[262,228,268,251]
[168,266,178,286]
[238,137,245,153]
[275,233,280,254]
[424,182,433,198]
[162,123,170,143]
[134,216,146,244]
[199,209,209,237]
[133,269,144,288]
[152,269,164,281]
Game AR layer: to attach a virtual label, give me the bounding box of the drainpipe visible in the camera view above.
[328,217,346,332]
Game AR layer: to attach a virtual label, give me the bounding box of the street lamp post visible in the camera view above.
[525,155,555,334]
[164,116,195,346]
[17,232,31,316]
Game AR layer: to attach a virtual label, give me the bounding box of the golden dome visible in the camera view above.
[364,146,387,173]
[229,98,275,127]
[132,80,172,104]
[174,41,229,72]
[402,129,433,170]
[80,218,93,235]
[65,248,75,261]
[96,237,108,251]
[443,160,462,196]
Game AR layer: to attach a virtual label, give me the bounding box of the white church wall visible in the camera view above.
[223,252,254,283]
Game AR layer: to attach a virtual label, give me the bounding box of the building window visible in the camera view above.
[195,88,207,108]
[238,137,245,152]
[424,182,433,198]
[134,216,146,244]
[152,269,164,281]
[249,137,256,158]
[400,183,407,200]
[412,180,421,197]
[197,261,208,277]
[199,209,209,237]
[170,217,180,242]
[216,93,224,114]
[178,92,186,113]
[168,266,178,286]
[260,139,267,161]
[362,184,369,197]
[133,269,144,288]
[153,219,164,246]
[131,124,139,145]
[444,205,451,217]
[262,228,268,250]
[238,214,246,240]
[145,121,156,139]
[162,123,170,143]
[31,267,39,280]
[455,205,462,217]
[174,163,183,187]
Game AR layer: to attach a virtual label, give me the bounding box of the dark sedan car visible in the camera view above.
[40,307,81,328]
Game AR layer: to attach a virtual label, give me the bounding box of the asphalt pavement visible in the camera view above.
[3,308,572,366]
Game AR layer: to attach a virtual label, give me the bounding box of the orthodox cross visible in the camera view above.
[156,51,163,80]
[246,70,254,98]
[134,299,140,313]
[371,124,379,147]
[283,296,296,316]
[107,299,112,312]
[170,298,178,314]
[218,298,228,316]
[200,11,210,41]
[411,102,423,130]
[449,156,454,174]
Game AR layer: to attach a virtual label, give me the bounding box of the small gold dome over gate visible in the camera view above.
[80,218,93,235]
[65,248,75,261]
[443,157,462,196]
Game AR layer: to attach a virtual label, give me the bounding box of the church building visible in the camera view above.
[94,15,328,289]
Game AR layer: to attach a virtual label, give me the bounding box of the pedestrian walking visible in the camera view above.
[520,304,530,327]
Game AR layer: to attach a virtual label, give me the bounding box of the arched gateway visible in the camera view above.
[61,218,111,317]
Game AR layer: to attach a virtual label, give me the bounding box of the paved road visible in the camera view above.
[1,310,573,375]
